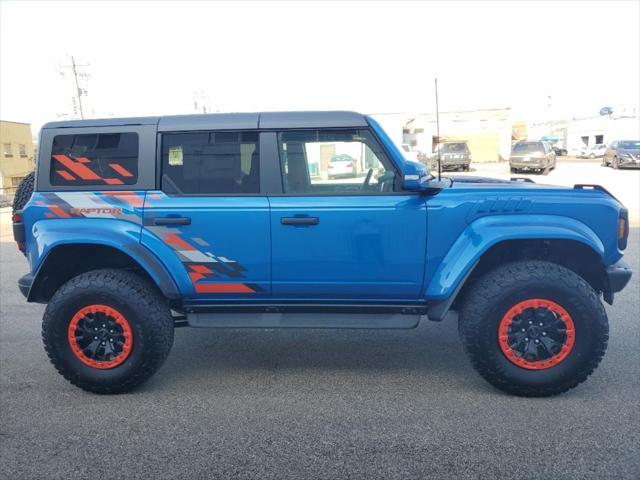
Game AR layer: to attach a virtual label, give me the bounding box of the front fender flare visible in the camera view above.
[425,215,605,316]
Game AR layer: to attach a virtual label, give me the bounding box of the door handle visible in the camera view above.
[153,216,191,226]
[281,216,319,226]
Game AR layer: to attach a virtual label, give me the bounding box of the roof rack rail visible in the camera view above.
[574,184,619,201]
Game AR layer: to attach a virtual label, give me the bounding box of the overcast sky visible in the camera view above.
[1,0,639,133]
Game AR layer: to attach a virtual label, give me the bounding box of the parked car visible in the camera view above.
[11,111,632,397]
[544,138,568,157]
[602,140,640,169]
[428,141,471,171]
[328,154,358,178]
[509,141,556,175]
[579,144,606,159]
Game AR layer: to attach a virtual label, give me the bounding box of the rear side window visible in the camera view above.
[161,131,260,194]
[50,133,139,186]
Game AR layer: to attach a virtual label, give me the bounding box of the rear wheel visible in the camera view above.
[42,269,174,394]
[458,261,608,397]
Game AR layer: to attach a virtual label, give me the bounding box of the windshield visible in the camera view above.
[512,142,542,154]
[619,141,640,149]
[439,143,469,153]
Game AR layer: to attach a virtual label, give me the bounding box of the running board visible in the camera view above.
[187,312,422,329]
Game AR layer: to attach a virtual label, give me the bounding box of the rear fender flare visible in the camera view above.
[28,219,180,300]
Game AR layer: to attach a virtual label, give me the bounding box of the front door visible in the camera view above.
[142,130,271,299]
[269,128,427,300]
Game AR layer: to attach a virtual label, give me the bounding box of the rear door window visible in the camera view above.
[161,131,260,194]
[50,133,139,186]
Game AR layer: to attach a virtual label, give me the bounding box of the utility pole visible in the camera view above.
[70,56,85,119]
[56,56,90,119]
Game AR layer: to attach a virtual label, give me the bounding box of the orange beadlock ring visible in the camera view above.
[498,298,575,370]
[67,305,133,369]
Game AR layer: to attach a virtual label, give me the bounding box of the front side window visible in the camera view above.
[18,144,27,156]
[3,143,12,156]
[50,133,139,186]
[277,129,396,194]
[161,131,259,194]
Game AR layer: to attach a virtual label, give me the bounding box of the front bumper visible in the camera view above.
[618,157,640,168]
[603,259,633,304]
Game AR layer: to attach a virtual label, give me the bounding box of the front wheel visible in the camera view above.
[42,269,174,394]
[458,261,608,397]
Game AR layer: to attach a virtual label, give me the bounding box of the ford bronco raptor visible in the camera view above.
[12,111,632,396]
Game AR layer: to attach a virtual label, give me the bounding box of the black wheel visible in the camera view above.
[11,171,34,214]
[542,165,550,175]
[458,261,608,397]
[612,157,620,169]
[510,167,517,174]
[42,269,174,394]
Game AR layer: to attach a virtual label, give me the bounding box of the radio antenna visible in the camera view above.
[435,78,442,181]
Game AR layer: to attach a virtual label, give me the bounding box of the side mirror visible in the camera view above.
[402,161,431,191]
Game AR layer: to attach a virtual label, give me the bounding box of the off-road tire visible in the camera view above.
[11,171,34,214]
[458,261,608,397]
[42,269,174,394]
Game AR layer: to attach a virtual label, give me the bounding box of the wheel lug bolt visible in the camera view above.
[94,336,98,340]
[525,338,529,342]
[94,327,98,331]
[102,324,106,328]
[539,323,543,327]
[528,321,533,325]
[521,328,526,332]
[535,339,539,344]
[542,332,547,336]
[101,341,106,345]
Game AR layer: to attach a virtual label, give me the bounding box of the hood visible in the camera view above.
[449,175,512,184]
[448,175,570,190]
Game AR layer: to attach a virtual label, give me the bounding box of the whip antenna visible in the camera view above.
[435,78,442,181]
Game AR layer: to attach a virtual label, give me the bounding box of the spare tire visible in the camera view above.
[11,171,35,214]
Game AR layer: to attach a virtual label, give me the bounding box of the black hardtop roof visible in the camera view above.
[41,111,368,131]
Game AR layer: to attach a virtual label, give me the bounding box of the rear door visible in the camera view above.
[142,129,271,299]
[268,128,427,300]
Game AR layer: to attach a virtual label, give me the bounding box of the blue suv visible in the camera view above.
[11,111,632,396]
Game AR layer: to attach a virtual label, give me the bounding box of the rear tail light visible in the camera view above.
[618,209,629,250]
[12,210,26,254]
[345,162,353,168]
[328,164,334,169]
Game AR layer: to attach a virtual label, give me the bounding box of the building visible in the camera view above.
[565,113,639,154]
[0,121,36,196]
[373,108,513,163]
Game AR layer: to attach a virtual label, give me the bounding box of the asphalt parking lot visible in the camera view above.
[1,160,639,480]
